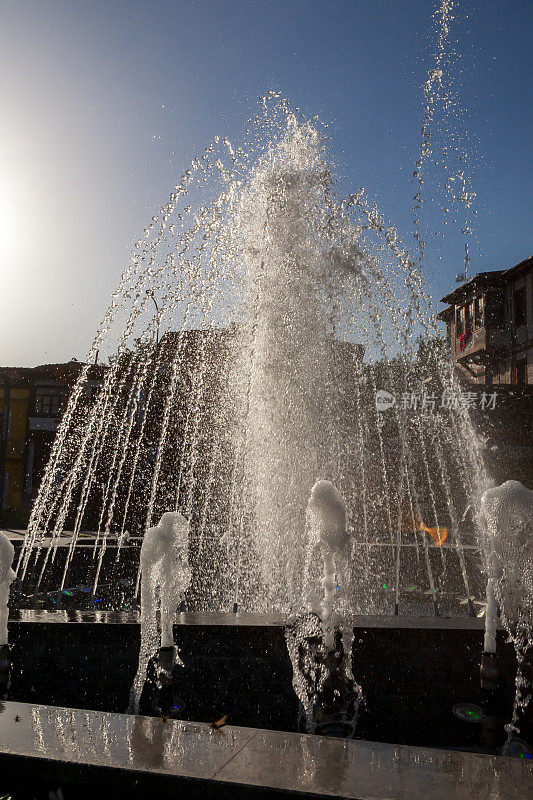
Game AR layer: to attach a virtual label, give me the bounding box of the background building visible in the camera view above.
[437,255,533,385]
[437,255,533,488]
[0,361,105,523]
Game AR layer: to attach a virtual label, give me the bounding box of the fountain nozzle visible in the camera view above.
[0,644,10,699]
[480,650,500,692]
[158,646,176,687]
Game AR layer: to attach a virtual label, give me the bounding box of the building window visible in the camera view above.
[514,287,527,328]
[486,291,505,328]
[515,359,527,385]
[474,295,484,329]
[465,302,473,331]
[34,387,66,417]
[456,306,465,336]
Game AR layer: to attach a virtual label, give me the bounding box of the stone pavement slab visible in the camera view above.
[0,701,529,799]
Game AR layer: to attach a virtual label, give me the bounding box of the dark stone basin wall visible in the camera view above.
[6,614,531,750]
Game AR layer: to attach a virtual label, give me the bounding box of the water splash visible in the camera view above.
[413,0,477,278]
[130,511,191,713]
[19,93,487,621]
[480,481,533,743]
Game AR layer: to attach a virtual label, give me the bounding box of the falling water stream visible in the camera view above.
[19,93,488,622]
[480,482,533,747]
[12,0,532,751]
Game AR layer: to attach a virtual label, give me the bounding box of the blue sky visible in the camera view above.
[1,0,531,365]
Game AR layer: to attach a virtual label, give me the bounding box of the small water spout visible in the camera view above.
[0,531,15,699]
[130,512,191,713]
[0,532,15,648]
[308,480,350,649]
[480,481,533,746]
[286,480,361,736]
[483,577,498,655]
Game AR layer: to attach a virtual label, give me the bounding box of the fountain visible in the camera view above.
[7,94,501,754]
[0,9,530,796]
[0,531,15,697]
[480,481,533,755]
[17,95,487,623]
[130,511,191,715]
[15,100,485,611]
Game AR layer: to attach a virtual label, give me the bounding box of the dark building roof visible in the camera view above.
[0,361,107,384]
[438,255,533,307]
[436,306,454,322]
[439,271,505,306]
[501,254,533,279]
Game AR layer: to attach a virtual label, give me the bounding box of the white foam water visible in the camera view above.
[0,532,15,646]
[130,512,190,712]
[480,481,533,742]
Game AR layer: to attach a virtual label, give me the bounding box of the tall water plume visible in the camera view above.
[413,0,478,278]
[19,93,488,617]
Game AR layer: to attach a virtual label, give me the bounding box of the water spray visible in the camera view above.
[130,512,191,714]
[285,480,361,737]
[480,481,533,754]
[0,532,15,698]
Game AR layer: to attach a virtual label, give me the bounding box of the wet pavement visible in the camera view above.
[0,701,529,799]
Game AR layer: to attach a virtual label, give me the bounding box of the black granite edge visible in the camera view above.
[7,609,489,630]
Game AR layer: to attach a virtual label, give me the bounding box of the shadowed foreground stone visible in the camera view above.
[0,701,530,799]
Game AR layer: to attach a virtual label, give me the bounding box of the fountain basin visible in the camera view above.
[6,612,531,751]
